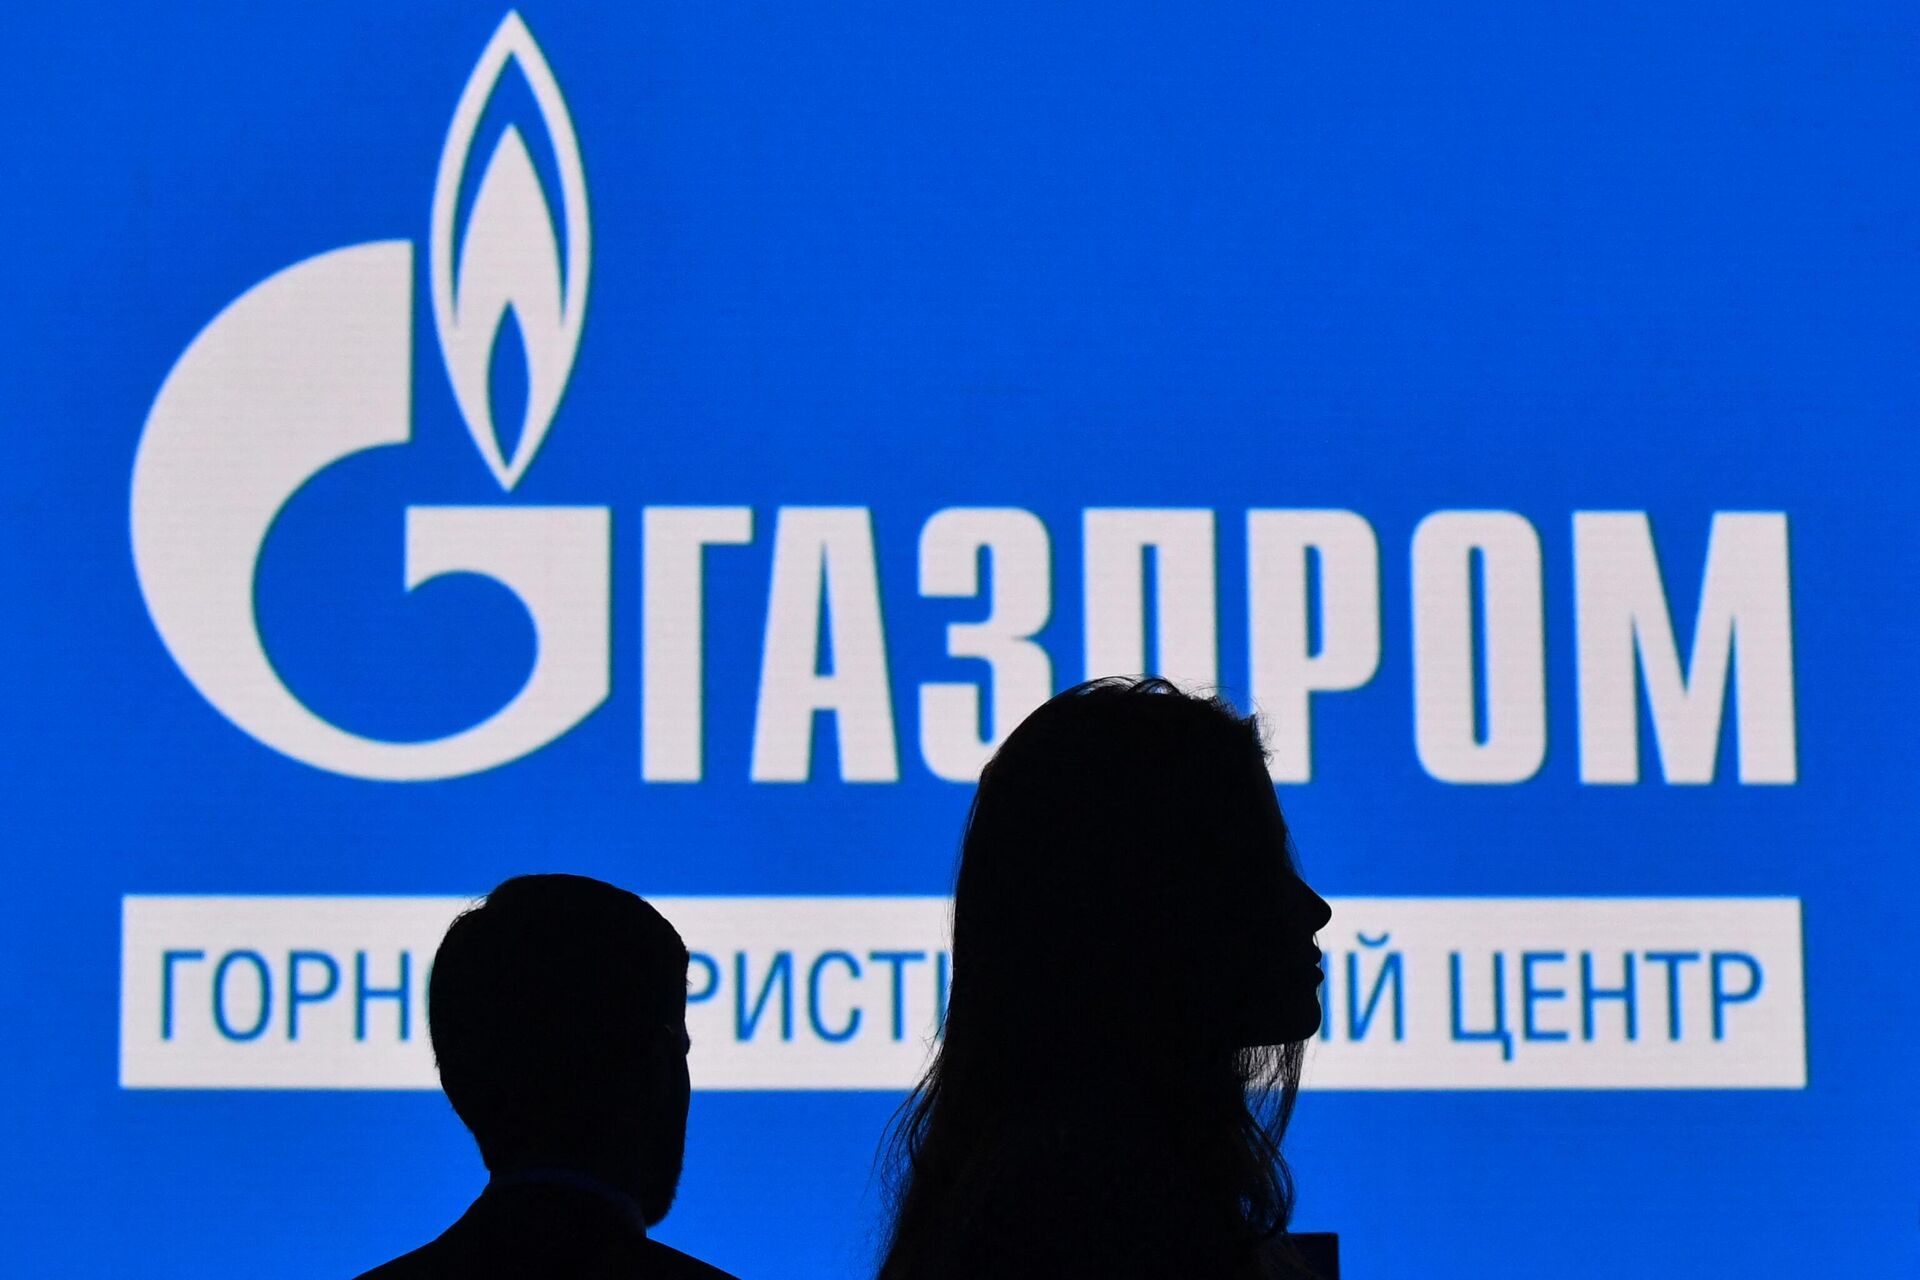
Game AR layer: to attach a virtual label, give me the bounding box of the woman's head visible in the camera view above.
[881,678,1333,1279]
[951,677,1331,1077]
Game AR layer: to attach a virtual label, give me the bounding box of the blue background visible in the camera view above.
[4,1,1917,1274]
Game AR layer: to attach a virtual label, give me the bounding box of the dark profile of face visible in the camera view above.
[948,677,1333,1077]
[426,875,692,1224]
[1231,755,1335,1047]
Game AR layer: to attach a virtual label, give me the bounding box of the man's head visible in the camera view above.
[428,874,691,1224]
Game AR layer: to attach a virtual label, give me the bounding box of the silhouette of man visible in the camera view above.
[357,874,737,1279]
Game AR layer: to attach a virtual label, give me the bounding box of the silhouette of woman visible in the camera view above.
[877,678,1334,1280]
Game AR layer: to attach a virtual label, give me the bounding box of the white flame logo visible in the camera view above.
[431,12,589,490]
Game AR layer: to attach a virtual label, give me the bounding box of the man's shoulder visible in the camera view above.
[350,1233,740,1280]
[640,1236,741,1280]
[350,1240,440,1280]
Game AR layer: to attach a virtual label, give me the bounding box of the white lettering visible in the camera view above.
[1248,510,1380,782]
[642,507,754,781]
[1083,509,1217,691]
[1412,511,1547,783]
[1575,512,1796,784]
[751,508,900,782]
[917,508,1053,782]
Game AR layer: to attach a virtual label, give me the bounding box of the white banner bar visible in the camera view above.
[121,895,1804,1091]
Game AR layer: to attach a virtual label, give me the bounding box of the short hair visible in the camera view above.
[428,875,689,1165]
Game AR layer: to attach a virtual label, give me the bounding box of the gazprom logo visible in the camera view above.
[128,13,1802,792]
[131,14,605,782]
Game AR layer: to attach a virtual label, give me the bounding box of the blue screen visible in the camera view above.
[4,3,1915,1276]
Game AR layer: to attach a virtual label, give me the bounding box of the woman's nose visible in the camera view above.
[1281,869,1334,934]
[1304,883,1333,934]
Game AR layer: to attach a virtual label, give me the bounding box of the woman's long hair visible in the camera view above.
[878,678,1319,1280]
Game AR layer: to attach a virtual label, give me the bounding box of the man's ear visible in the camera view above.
[640,1021,691,1089]
[645,1020,690,1059]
